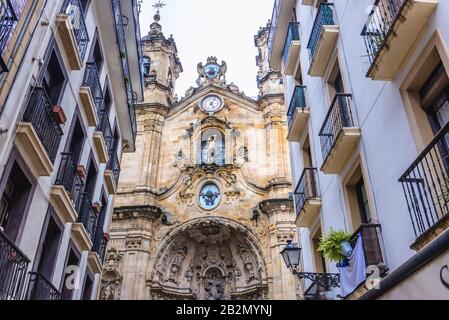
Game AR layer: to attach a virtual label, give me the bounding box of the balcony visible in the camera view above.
[93,226,108,264]
[105,151,121,195]
[93,112,113,164]
[307,3,339,77]
[111,0,138,146]
[80,62,103,127]
[26,272,61,300]
[267,0,297,70]
[0,231,30,300]
[71,193,97,253]
[282,22,301,75]
[302,273,341,300]
[294,168,322,227]
[15,88,63,177]
[51,153,84,225]
[319,94,361,174]
[399,122,449,250]
[287,86,309,141]
[362,0,438,80]
[56,0,89,70]
[0,0,19,73]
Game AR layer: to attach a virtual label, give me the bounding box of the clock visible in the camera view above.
[201,95,223,113]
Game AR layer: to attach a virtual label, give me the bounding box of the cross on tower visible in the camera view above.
[152,1,166,14]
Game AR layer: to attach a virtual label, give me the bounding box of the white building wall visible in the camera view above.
[284,0,449,276]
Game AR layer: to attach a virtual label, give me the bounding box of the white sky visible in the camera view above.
[139,0,274,98]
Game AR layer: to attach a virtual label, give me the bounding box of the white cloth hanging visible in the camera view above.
[338,233,367,297]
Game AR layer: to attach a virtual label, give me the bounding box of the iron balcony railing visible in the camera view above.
[22,87,64,163]
[399,121,449,238]
[97,112,113,153]
[361,0,405,65]
[60,0,89,60]
[294,168,319,218]
[319,94,355,164]
[350,224,384,269]
[111,0,137,143]
[0,0,18,72]
[303,273,341,300]
[107,150,121,188]
[287,85,307,129]
[55,153,84,210]
[0,231,30,300]
[282,22,300,65]
[77,193,98,239]
[307,3,335,61]
[93,226,108,263]
[267,0,281,63]
[83,62,104,120]
[26,272,61,300]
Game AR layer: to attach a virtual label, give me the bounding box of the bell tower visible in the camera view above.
[254,21,283,98]
[141,2,183,107]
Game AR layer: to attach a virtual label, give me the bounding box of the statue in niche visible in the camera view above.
[205,271,225,300]
[204,135,217,165]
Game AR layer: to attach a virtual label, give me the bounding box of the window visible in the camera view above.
[142,56,151,78]
[35,209,63,281]
[66,114,86,164]
[81,273,93,300]
[419,62,449,134]
[343,163,374,231]
[60,248,80,300]
[311,227,326,273]
[83,157,98,199]
[89,33,104,73]
[302,135,313,168]
[0,151,36,243]
[42,50,66,106]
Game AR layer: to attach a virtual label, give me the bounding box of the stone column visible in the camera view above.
[260,199,298,300]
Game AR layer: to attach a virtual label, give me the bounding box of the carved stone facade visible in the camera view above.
[100,13,297,300]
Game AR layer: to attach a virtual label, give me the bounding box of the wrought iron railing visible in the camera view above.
[107,151,121,188]
[350,224,384,268]
[0,231,30,300]
[361,0,405,65]
[282,22,300,65]
[302,272,340,300]
[83,62,104,120]
[287,85,307,129]
[97,112,113,153]
[111,0,137,143]
[60,0,89,60]
[26,272,61,300]
[307,3,335,61]
[294,168,319,218]
[267,0,281,63]
[55,153,84,210]
[0,0,18,66]
[22,87,64,163]
[92,226,107,263]
[319,94,355,164]
[77,193,98,239]
[399,122,449,238]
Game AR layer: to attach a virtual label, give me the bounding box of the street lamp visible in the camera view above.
[280,240,301,272]
[280,240,340,300]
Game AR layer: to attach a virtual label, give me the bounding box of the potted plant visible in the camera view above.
[318,229,353,266]
[52,105,67,124]
[104,233,110,241]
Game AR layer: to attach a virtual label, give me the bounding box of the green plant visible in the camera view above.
[318,229,352,263]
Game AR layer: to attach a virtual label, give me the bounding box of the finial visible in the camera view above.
[152,1,166,15]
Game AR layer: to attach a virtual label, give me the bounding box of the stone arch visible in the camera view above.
[148,217,269,300]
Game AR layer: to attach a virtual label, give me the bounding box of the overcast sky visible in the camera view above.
[139,0,274,98]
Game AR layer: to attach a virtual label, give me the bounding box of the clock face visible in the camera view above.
[201,95,223,113]
[204,64,220,79]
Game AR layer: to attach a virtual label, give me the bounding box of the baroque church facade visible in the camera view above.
[100,12,297,300]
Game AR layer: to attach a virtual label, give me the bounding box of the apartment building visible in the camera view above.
[269,0,449,299]
[0,0,143,300]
